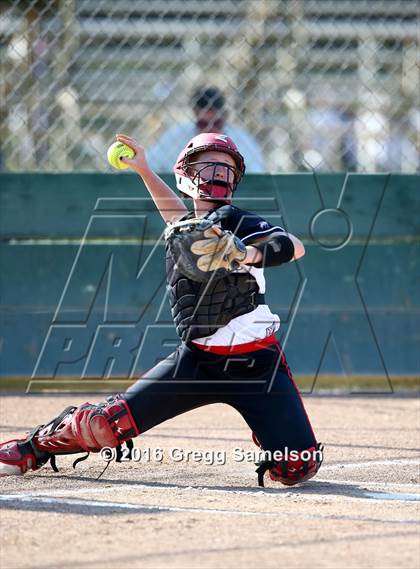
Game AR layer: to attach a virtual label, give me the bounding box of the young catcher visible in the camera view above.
[0,133,322,486]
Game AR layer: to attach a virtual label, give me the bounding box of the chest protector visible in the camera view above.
[166,246,261,342]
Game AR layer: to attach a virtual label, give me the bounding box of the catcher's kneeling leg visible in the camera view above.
[253,433,323,487]
[0,395,139,476]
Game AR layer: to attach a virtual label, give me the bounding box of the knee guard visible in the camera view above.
[252,432,323,487]
[0,395,139,475]
[266,444,323,486]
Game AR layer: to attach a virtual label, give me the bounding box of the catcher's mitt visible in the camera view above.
[164,217,247,282]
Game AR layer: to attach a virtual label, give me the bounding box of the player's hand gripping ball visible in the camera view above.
[107,141,135,170]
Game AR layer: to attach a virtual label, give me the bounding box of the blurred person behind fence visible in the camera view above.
[147,86,265,173]
[302,93,358,172]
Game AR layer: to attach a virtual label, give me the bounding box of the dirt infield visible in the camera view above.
[0,394,419,569]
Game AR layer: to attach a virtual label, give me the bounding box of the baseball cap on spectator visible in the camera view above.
[191,86,226,112]
[192,87,227,132]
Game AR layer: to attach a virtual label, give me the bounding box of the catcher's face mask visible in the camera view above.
[186,157,238,201]
[174,133,245,202]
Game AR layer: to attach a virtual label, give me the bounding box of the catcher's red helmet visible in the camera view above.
[174,133,245,201]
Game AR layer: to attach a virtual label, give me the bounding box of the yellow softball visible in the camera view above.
[107,141,135,170]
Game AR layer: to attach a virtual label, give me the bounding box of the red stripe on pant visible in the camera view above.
[273,342,317,442]
[191,333,279,355]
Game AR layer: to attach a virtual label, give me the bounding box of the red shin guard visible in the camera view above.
[34,395,139,454]
[0,395,139,476]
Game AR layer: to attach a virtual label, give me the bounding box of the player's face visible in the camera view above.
[188,150,237,197]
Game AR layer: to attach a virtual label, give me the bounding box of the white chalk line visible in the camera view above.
[1,456,419,526]
[2,477,419,503]
[1,457,419,501]
[322,458,420,471]
[0,494,418,525]
[316,479,418,489]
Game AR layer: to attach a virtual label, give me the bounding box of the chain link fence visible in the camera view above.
[0,0,418,173]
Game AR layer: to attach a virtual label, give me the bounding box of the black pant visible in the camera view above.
[124,340,317,453]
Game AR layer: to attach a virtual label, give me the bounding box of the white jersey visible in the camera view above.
[190,205,285,348]
[192,265,280,347]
